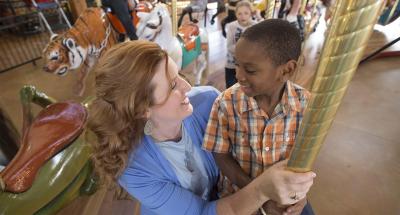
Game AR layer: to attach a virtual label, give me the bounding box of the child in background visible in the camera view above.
[225,0,256,89]
[203,19,314,214]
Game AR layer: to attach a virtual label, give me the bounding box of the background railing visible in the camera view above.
[0,0,71,73]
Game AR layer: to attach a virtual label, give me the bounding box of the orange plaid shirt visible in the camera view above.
[202,81,310,194]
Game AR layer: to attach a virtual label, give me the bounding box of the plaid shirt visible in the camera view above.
[202,81,310,194]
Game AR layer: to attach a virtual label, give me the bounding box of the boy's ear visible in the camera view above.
[279,60,297,82]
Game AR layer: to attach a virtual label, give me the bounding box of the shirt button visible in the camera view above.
[264,147,270,151]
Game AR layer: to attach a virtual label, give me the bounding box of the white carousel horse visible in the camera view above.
[136,3,208,85]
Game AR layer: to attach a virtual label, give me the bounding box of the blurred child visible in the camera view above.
[225,0,256,89]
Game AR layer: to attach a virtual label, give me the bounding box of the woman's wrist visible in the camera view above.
[253,178,270,203]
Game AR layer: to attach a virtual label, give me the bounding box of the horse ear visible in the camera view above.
[63,38,76,50]
[50,34,58,41]
[137,12,150,20]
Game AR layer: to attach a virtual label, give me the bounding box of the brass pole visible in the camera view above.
[287,0,386,172]
[171,0,177,35]
[385,0,400,25]
[264,0,276,19]
[300,0,307,16]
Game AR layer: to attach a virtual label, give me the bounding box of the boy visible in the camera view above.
[203,19,313,214]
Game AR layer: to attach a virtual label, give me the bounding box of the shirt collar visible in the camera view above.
[237,81,301,115]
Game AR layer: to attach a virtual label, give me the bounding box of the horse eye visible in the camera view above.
[146,24,157,29]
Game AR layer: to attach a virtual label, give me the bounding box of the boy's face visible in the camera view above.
[235,38,294,98]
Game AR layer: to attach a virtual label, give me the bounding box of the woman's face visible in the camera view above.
[148,56,193,123]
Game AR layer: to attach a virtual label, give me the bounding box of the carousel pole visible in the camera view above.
[287,0,386,172]
[171,0,177,36]
[300,0,307,16]
[264,0,276,19]
[385,0,400,25]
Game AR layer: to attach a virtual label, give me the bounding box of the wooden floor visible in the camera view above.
[0,9,399,215]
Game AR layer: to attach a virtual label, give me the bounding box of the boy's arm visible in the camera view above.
[213,153,252,188]
[202,95,252,189]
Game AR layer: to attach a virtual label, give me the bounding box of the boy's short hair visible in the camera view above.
[241,19,302,66]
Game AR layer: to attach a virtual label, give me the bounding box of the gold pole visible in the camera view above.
[300,0,307,16]
[264,0,276,19]
[385,0,400,25]
[287,0,386,172]
[171,0,177,36]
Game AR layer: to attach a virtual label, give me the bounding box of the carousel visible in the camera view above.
[0,0,399,214]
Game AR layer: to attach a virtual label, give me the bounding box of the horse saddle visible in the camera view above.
[0,102,87,193]
[104,2,151,34]
[178,23,200,51]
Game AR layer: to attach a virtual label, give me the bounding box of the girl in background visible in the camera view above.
[225,1,256,89]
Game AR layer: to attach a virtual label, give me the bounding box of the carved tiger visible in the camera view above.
[42,8,118,96]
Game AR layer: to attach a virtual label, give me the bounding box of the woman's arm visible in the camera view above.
[120,164,217,215]
[120,159,315,215]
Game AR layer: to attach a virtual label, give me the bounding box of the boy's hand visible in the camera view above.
[262,198,307,215]
[284,198,307,215]
[262,200,285,215]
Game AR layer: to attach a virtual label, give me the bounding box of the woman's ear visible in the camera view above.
[279,60,297,82]
[142,110,151,119]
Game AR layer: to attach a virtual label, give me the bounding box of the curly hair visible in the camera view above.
[88,40,167,187]
[241,19,302,66]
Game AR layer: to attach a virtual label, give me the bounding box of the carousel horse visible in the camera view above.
[0,86,96,214]
[210,0,225,25]
[136,3,208,85]
[177,0,208,27]
[42,2,152,96]
[220,0,239,38]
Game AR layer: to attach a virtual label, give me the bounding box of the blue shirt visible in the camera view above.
[119,86,220,215]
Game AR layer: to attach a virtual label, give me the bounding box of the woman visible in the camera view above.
[88,40,315,215]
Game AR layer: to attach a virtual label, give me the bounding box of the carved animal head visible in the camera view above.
[136,3,170,41]
[42,35,87,76]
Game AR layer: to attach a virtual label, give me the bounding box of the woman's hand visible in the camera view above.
[256,160,316,205]
[215,160,315,215]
